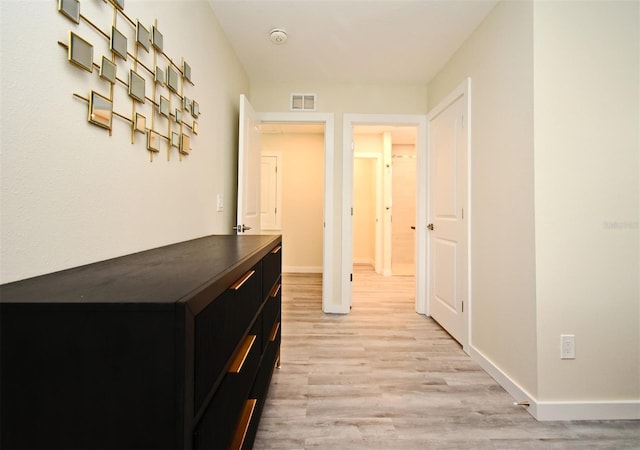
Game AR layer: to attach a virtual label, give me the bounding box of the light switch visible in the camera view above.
[216,194,224,212]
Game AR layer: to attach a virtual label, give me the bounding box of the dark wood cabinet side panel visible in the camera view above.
[1,308,177,450]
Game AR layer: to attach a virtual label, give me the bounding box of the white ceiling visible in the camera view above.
[208,0,498,84]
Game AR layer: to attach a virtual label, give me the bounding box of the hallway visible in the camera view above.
[253,268,640,449]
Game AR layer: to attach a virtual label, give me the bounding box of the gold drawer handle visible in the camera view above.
[230,399,257,450]
[228,335,256,373]
[270,245,282,254]
[269,322,280,342]
[269,283,281,298]
[230,270,255,290]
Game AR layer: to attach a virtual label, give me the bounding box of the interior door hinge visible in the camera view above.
[351,207,353,216]
[462,208,464,219]
[461,300,464,313]
[350,273,353,282]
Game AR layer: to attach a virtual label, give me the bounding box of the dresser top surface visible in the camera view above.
[0,234,281,305]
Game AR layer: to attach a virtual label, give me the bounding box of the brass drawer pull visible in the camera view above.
[228,335,256,373]
[270,245,282,254]
[269,283,281,298]
[229,399,257,450]
[230,270,255,291]
[269,322,280,342]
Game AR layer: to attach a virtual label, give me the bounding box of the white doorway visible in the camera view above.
[255,111,336,313]
[259,124,324,273]
[343,114,428,314]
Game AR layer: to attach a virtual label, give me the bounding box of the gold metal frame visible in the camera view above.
[151,25,163,51]
[182,60,191,82]
[136,20,150,52]
[68,32,93,73]
[154,66,165,86]
[128,70,145,103]
[88,91,113,130]
[99,56,117,84]
[110,26,128,61]
[180,133,190,154]
[159,96,169,118]
[171,132,179,148]
[58,0,80,24]
[135,113,146,133]
[166,66,179,93]
[147,130,161,152]
[191,100,199,118]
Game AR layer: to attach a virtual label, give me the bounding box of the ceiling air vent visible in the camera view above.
[290,93,316,111]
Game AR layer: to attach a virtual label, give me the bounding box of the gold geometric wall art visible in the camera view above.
[56,0,200,162]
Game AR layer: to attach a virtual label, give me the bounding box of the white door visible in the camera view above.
[236,94,261,234]
[391,152,416,276]
[260,154,280,230]
[428,82,468,346]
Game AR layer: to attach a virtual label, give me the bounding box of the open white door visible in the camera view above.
[427,79,469,349]
[236,94,261,234]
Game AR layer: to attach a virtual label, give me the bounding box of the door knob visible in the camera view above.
[427,223,434,231]
[233,224,253,233]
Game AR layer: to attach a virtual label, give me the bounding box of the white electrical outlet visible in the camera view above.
[561,334,575,359]
[216,194,224,212]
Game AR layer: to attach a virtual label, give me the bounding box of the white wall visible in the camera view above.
[428,0,640,417]
[260,132,324,272]
[428,0,538,399]
[0,0,249,283]
[533,0,639,404]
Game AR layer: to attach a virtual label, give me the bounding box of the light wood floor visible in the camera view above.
[253,267,640,449]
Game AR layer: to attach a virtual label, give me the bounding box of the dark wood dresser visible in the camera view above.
[0,234,282,450]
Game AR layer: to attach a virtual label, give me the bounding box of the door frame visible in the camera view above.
[257,112,335,313]
[343,114,428,314]
[427,77,471,353]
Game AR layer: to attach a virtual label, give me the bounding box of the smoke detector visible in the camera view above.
[269,28,288,45]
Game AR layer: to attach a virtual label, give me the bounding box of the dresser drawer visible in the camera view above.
[194,264,261,414]
[262,281,281,352]
[262,244,282,300]
[193,331,262,450]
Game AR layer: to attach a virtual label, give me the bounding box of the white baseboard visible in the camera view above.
[469,345,640,421]
[282,266,322,274]
[468,345,536,414]
[534,401,640,421]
